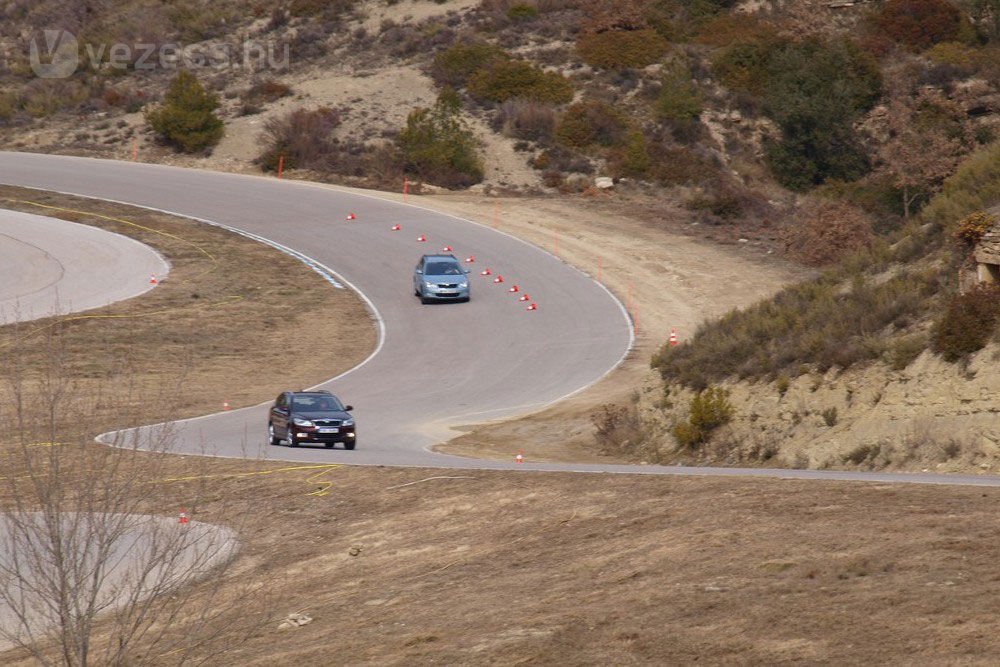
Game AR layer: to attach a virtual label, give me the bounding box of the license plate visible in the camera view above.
[318,428,339,434]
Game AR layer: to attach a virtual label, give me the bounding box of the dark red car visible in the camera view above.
[267,391,356,449]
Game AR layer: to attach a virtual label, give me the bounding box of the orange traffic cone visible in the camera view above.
[391,224,401,231]
[526,303,538,311]
[417,235,427,242]
[179,508,189,525]
[442,245,453,252]
[508,285,519,293]
[149,274,158,285]
[480,268,492,276]
[465,256,475,263]
[518,294,530,302]
[493,275,504,284]
[515,450,524,464]
[669,328,678,346]
[223,400,231,411]
[346,212,357,221]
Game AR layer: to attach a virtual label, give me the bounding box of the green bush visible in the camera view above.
[506,3,539,20]
[398,91,484,189]
[555,100,628,148]
[656,64,702,122]
[145,70,224,153]
[609,130,652,178]
[467,59,574,104]
[576,29,668,69]
[672,386,734,448]
[921,141,1000,230]
[431,41,508,88]
[931,285,1000,361]
[886,333,928,369]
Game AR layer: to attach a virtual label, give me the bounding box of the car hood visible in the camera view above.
[294,411,352,421]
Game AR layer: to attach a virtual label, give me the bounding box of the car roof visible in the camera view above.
[290,390,333,396]
[421,254,458,261]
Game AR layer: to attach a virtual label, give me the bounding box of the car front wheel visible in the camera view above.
[268,423,281,446]
[286,427,298,447]
[344,439,356,450]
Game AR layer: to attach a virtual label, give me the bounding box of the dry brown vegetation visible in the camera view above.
[0,185,376,420]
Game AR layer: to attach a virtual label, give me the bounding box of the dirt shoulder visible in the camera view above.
[0,186,376,421]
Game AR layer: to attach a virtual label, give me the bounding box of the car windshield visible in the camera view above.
[424,261,463,276]
[291,394,344,412]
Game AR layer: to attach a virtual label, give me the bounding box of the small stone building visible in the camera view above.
[976,208,1000,284]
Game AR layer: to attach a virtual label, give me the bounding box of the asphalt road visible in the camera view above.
[0,208,167,323]
[1,152,998,488]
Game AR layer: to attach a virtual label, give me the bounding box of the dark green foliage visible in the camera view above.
[931,285,1000,361]
[609,130,653,178]
[656,63,702,122]
[467,59,574,104]
[555,100,628,149]
[431,42,508,88]
[576,29,669,69]
[506,3,539,20]
[398,91,484,189]
[714,36,881,190]
[145,71,224,153]
[672,386,734,447]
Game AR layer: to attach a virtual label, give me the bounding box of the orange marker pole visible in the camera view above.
[403,177,409,203]
[277,155,285,180]
[132,140,137,161]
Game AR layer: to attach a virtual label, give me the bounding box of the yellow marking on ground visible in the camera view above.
[158,463,344,497]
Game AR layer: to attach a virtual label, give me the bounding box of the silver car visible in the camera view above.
[414,254,470,304]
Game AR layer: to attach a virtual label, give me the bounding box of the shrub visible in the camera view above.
[783,199,875,266]
[672,386,734,448]
[821,407,839,427]
[506,3,539,20]
[886,333,928,369]
[954,210,997,246]
[145,71,224,153]
[247,79,292,103]
[495,99,557,142]
[872,0,963,50]
[591,403,646,456]
[576,29,668,69]
[931,284,1000,361]
[468,59,574,104]
[925,40,977,66]
[431,41,507,88]
[609,130,652,178]
[921,141,1000,230]
[398,91,484,189]
[555,100,628,148]
[257,107,342,172]
[656,64,702,122]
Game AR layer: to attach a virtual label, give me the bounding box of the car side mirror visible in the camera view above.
[415,269,423,274]
[464,268,470,274]
[344,405,354,412]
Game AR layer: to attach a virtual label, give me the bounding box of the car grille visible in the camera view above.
[437,283,459,288]
[312,419,342,426]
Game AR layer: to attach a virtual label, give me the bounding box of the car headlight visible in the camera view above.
[424,281,435,288]
[293,418,314,427]
[459,282,468,288]
[342,419,355,427]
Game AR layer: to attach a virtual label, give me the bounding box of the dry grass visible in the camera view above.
[6,462,1000,664]
[0,185,376,422]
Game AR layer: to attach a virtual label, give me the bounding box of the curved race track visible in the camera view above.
[0,208,167,323]
[2,152,998,487]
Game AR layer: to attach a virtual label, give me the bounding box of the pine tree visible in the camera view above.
[145,70,224,153]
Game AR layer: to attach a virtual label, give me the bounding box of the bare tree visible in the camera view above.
[0,317,268,666]
[878,85,972,220]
